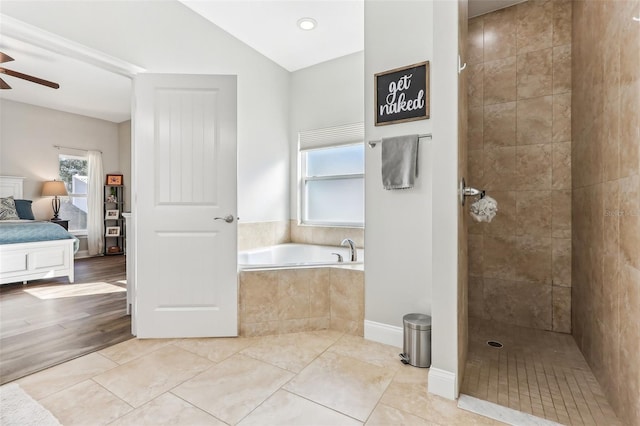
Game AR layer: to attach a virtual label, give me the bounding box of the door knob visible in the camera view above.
[214,214,234,223]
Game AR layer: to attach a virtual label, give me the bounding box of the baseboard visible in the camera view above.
[74,250,90,259]
[428,367,457,400]
[364,320,403,348]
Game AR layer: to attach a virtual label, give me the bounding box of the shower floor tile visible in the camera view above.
[461,319,622,426]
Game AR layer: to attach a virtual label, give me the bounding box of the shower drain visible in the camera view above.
[487,340,503,348]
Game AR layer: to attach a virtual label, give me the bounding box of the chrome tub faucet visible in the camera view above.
[341,238,357,262]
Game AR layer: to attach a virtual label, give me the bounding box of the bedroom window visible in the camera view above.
[300,143,365,226]
[58,154,88,234]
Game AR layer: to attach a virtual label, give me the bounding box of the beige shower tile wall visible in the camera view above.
[458,0,470,395]
[467,0,572,333]
[572,1,640,425]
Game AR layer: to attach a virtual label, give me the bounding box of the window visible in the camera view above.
[301,143,364,226]
[58,154,88,233]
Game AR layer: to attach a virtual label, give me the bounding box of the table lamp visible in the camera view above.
[42,180,68,220]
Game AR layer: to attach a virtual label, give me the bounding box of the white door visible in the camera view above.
[133,73,237,338]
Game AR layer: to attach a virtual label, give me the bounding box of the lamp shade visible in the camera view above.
[41,180,68,197]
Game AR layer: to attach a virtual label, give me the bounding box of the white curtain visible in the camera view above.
[87,150,104,256]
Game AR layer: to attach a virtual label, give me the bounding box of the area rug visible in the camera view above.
[0,383,61,426]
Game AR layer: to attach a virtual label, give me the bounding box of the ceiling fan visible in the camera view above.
[0,51,60,90]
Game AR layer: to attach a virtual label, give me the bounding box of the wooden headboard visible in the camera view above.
[0,176,25,199]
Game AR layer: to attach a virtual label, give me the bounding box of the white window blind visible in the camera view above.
[299,122,365,151]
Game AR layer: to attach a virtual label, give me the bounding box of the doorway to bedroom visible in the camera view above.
[0,255,131,384]
[0,16,136,384]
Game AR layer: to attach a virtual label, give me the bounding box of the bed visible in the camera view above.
[0,176,77,285]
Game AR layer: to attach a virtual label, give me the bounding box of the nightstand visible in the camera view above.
[50,219,69,230]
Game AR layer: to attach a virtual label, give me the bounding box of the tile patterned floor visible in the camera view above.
[461,319,622,426]
[14,330,505,425]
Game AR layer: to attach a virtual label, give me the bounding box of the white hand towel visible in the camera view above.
[470,196,498,223]
[381,134,419,190]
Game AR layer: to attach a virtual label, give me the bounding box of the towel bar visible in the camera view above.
[368,133,432,148]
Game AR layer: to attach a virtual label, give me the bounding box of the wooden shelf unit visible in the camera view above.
[104,185,125,255]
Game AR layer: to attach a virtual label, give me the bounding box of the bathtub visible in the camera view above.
[238,242,365,337]
[238,243,364,270]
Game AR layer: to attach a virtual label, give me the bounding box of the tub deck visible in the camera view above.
[238,243,364,271]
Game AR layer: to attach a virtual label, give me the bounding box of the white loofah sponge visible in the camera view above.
[470,195,498,223]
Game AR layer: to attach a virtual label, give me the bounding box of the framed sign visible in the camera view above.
[106,174,123,185]
[375,61,430,126]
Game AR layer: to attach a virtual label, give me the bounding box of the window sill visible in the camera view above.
[298,222,364,229]
[69,230,88,238]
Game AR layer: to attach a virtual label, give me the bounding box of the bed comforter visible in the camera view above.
[0,221,79,253]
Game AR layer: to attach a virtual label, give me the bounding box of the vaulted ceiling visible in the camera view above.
[0,0,524,123]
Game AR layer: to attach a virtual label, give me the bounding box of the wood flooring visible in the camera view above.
[0,255,132,384]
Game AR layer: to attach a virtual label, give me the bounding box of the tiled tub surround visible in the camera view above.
[290,220,364,248]
[239,267,364,337]
[467,0,573,333]
[238,221,290,251]
[238,220,364,251]
[572,1,640,425]
[237,227,365,338]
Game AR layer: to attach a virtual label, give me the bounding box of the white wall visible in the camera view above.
[2,0,291,223]
[430,0,461,399]
[0,99,120,220]
[118,120,131,212]
[289,52,364,219]
[364,0,461,399]
[364,0,434,329]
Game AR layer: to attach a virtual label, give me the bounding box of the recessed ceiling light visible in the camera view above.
[297,17,317,31]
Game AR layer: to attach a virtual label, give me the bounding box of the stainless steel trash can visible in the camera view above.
[400,313,431,368]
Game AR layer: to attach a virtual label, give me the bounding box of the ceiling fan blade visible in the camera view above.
[0,67,59,89]
[0,77,11,89]
[0,52,15,63]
